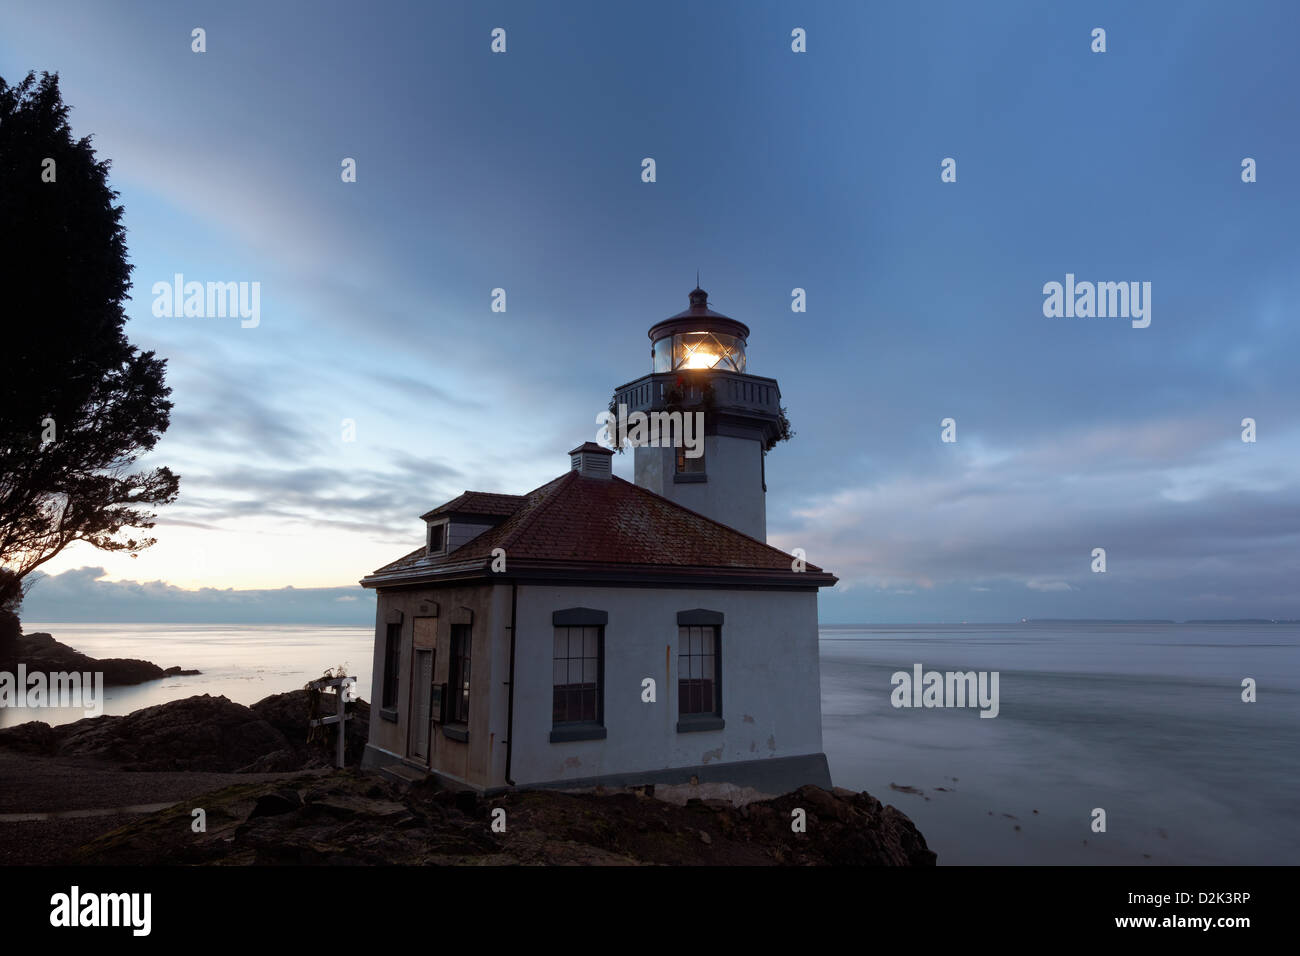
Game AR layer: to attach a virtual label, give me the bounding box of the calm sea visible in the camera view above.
[821,622,1300,865]
[6,621,1297,865]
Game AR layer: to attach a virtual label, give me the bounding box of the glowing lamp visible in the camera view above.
[648,287,749,373]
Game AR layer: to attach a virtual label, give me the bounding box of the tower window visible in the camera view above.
[676,444,706,475]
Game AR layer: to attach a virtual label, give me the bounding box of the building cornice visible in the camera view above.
[360,559,837,593]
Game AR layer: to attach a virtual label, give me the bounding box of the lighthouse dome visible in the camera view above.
[647,286,749,373]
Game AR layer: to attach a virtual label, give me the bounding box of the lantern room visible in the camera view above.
[612,284,785,542]
[648,286,749,373]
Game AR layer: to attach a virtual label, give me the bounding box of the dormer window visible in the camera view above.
[427,520,448,555]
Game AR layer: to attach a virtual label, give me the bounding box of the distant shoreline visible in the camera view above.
[820,619,1300,626]
[2,631,200,688]
[25,619,1300,628]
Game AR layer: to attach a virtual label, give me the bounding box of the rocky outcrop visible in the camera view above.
[0,631,199,686]
[0,678,936,866]
[0,690,369,772]
[68,772,937,866]
[250,689,370,768]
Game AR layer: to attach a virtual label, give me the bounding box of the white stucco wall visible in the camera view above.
[634,434,767,541]
[364,583,508,790]
[508,584,824,787]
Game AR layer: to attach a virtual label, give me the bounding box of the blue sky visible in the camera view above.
[5,0,1299,624]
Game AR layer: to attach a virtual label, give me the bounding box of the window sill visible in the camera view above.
[380,708,398,723]
[676,716,725,733]
[673,473,707,484]
[441,724,468,742]
[549,724,607,743]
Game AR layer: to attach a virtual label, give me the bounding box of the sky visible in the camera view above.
[4,0,1299,624]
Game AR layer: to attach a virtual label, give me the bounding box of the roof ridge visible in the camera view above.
[609,475,822,572]
[421,488,530,520]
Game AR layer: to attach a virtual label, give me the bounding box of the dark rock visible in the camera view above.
[236,749,304,774]
[0,689,371,775]
[0,719,58,755]
[252,689,370,767]
[55,695,290,771]
[248,789,304,819]
[454,790,478,815]
[68,774,937,867]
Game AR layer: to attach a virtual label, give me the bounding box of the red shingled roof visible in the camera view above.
[419,491,527,520]
[366,471,833,586]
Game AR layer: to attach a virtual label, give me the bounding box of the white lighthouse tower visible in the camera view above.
[611,286,788,541]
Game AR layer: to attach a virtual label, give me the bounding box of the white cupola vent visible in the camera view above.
[569,441,614,479]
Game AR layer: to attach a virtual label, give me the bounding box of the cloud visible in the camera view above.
[774,416,1300,618]
[21,567,375,625]
[162,455,465,542]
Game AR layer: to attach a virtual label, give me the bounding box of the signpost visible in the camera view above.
[308,675,356,769]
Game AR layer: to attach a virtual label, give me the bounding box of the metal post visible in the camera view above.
[308,675,354,770]
[335,680,346,769]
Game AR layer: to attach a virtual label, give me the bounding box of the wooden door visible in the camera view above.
[409,648,434,762]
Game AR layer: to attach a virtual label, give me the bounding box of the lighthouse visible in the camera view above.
[611,286,788,541]
[360,281,833,795]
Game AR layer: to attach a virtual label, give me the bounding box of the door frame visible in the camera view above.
[407,616,438,767]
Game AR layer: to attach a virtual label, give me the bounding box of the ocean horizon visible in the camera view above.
[5,619,1296,866]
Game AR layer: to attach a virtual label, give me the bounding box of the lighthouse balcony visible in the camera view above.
[612,370,782,420]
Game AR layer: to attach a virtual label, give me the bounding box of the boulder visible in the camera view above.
[0,689,372,774]
[0,719,59,755]
[54,694,291,771]
[248,789,305,819]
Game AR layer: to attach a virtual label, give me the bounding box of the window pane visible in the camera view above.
[652,336,673,372]
[553,623,603,725]
[677,445,706,473]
